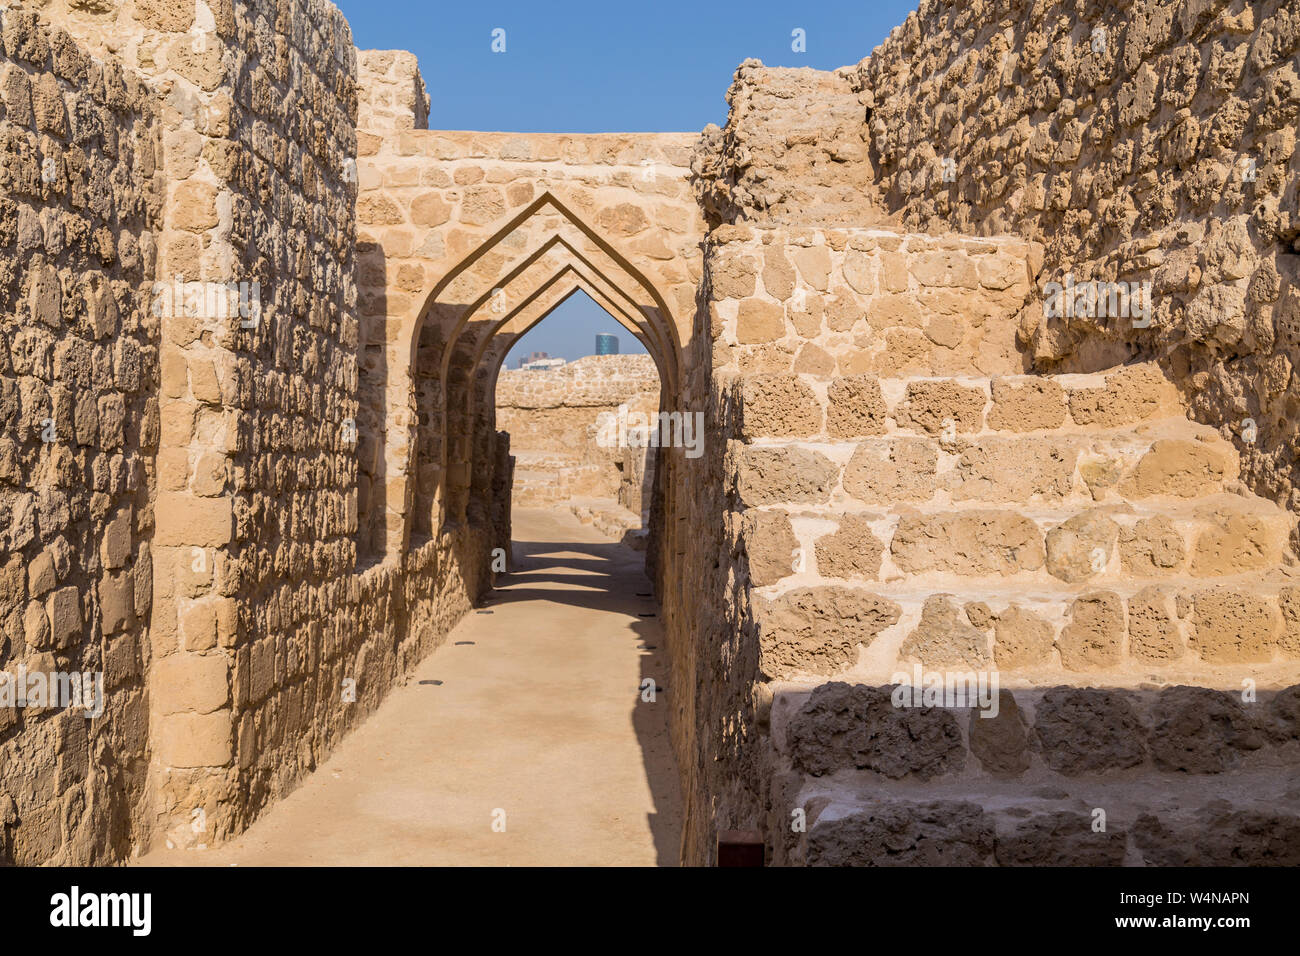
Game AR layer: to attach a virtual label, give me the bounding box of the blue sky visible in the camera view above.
[335,0,919,361]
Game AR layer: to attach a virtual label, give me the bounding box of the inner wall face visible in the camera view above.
[1,0,1297,868]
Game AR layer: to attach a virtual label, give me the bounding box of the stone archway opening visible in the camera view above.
[493,288,664,546]
[385,191,690,602]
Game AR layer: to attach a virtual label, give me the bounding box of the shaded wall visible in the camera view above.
[0,6,162,864]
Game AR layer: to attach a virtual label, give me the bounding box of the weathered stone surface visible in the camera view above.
[826,374,886,437]
[151,654,230,716]
[755,590,901,678]
[995,812,1128,867]
[1280,589,1300,658]
[155,712,233,769]
[947,437,1079,503]
[987,378,1065,431]
[899,594,990,668]
[1127,587,1184,663]
[813,513,884,581]
[893,380,985,434]
[1190,589,1280,663]
[736,298,785,343]
[1120,440,1232,499]
[742,509,799,587]
[735,446,837,506]
[740,374,822,438]
[806,801,993,866]
[1190,508,1283,576]
[1034,687,1146,775]
[891,511,1045,576]
[1045,511,1119,582]
[1134,809,1300,866]
[1148,686,1264,774]
[1067,366,1179,428]
[788,682,965,779]
[993,604,1056,668]
[842,438,937,503]
[968,690,1031,776]
[1057,591,1124,670]
[1119,516,1186,575]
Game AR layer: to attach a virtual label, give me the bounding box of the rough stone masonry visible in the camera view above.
[0,0,1297,866]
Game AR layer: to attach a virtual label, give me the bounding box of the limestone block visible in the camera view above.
[151,654,231,716]
[1034,687,1147,774]
[1058,591,1125,670]
[735,298,785,344]
[949,437,1080,503]
[891,511,1045,576]
[806,801,992,866]
[734,445,837,506]
[968,691,1031,776]
[825,374,887,437]
[1126,587,1184,662]
[741,509,799,587]
[98,572,133,635]
[755,587,901,678]
[45,586,81,649]
[155,711,232,768]
[1045,510,1119,582]
[1148,686,1263,773]
[995,811,1128,866]
[993,605,1056,668]
[1190,589,1279,662]
[739,374,822,438]
[842,438,937,503]
[899,594,990,668]
[1067,365,1180,426]
[1120,440,1232,498]
[813,514,884,581]
[154,493,232,548]
[788,682,964,779]
[1119,516,1186,575]
[893,380,984,434]
[987,378,1065,431]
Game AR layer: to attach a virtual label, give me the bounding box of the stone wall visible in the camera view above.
[687,216,1300,865]
[0,1,491,862]
[855,0,1300,507]
[775,681,1300,866]
[0,6,162,864]
[706,225,1039,377]
[495,354,659,508]
[692,62,892,230]
[4,0,1296,868]
[357,50,428,132]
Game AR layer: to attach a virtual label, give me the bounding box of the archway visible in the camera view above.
[390,194,685,568]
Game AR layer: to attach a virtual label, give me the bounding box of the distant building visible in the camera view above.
[516,350,554,369]
[595,333,619,355]
[518,350,566,371]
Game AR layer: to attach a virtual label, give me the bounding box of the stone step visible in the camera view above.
[813,420,1248,508]
[737,362,1214,442]
[570,498,646,549]
[745,494,1294,593]
[753,573,1300,681]
[734,424,1265,516]
[768,681,1300,865]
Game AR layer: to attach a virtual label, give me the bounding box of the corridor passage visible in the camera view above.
[141,508,682,866]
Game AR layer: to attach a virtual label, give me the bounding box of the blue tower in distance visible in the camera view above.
[595,333,619,355]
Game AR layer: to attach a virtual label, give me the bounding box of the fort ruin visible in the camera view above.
[1,0,1298,866]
